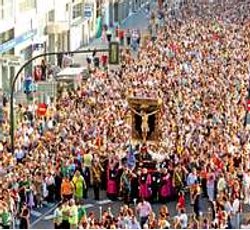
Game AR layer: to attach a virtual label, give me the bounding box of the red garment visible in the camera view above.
[177,195,185,209]
[169,43,180,54]
[119,30,124,39]
[33,66,42,81]
[212,33,220,41]
[101,55,108,66]
[141,146,147,153]
[139,173,152,199]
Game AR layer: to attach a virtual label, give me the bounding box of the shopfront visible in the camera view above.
[20,45,33,77]
[0,29,36,93]
[0,56,21,93]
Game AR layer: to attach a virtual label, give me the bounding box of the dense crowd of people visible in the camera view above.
[0,0,250,229]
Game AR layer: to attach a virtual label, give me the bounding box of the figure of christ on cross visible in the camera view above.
[129,106,159,143]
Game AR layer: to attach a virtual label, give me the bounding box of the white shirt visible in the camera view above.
[27,126,34,135]
[187,173,197,186]
[232,198,240,214]
[128,220,140,229]
[180,213,188,228]
[46,176,55,186]
[136,201,152,217]
[47,120,54,129]
[217,177,226,191]
[243,173,250,187]
[15,149,24,160]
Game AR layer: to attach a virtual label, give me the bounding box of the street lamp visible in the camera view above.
[10,43,120,155]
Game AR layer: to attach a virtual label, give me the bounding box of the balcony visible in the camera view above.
[45,21,70,34]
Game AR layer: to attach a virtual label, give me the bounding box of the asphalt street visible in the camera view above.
[31,188,211,229]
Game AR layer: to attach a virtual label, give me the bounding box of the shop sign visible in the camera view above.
[8,60,21,66]
[0,29,37,54]
[84,5,93,19]
[0,58,20,66]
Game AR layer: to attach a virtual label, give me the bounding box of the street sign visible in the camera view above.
[109,42,119,65]
[37,103,47,116]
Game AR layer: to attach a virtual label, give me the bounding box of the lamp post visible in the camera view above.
[10,44,119,155]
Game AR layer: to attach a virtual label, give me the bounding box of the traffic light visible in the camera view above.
[93,57,100,68]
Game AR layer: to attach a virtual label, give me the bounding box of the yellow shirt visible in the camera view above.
[69,205,78,225]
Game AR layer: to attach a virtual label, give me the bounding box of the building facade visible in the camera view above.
[0,0,97,93]
[0,0,143,94]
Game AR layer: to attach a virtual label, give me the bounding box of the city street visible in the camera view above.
[31,189,210,229]
[2,0,250,229]
[30,2,156,228]
[73,1,154,66]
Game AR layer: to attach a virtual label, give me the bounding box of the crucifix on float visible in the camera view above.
[127,97,162,143]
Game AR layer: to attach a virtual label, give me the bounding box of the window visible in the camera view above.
[0,0,14,21]
[0,28,14,44]
[19,0,36,13]
[72,2,82,19]
[66,3,69,12]
[48,10,55,22]
[96,0,103,17]
[0,0,3,20]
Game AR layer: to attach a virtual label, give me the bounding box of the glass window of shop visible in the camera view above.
[21,45,33,78]
[72,2,83,19]
[1,48,15,94]
[96,0,104,18]
[48,9,55,22]
[0,28,15,93]
[0,28,14,44]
